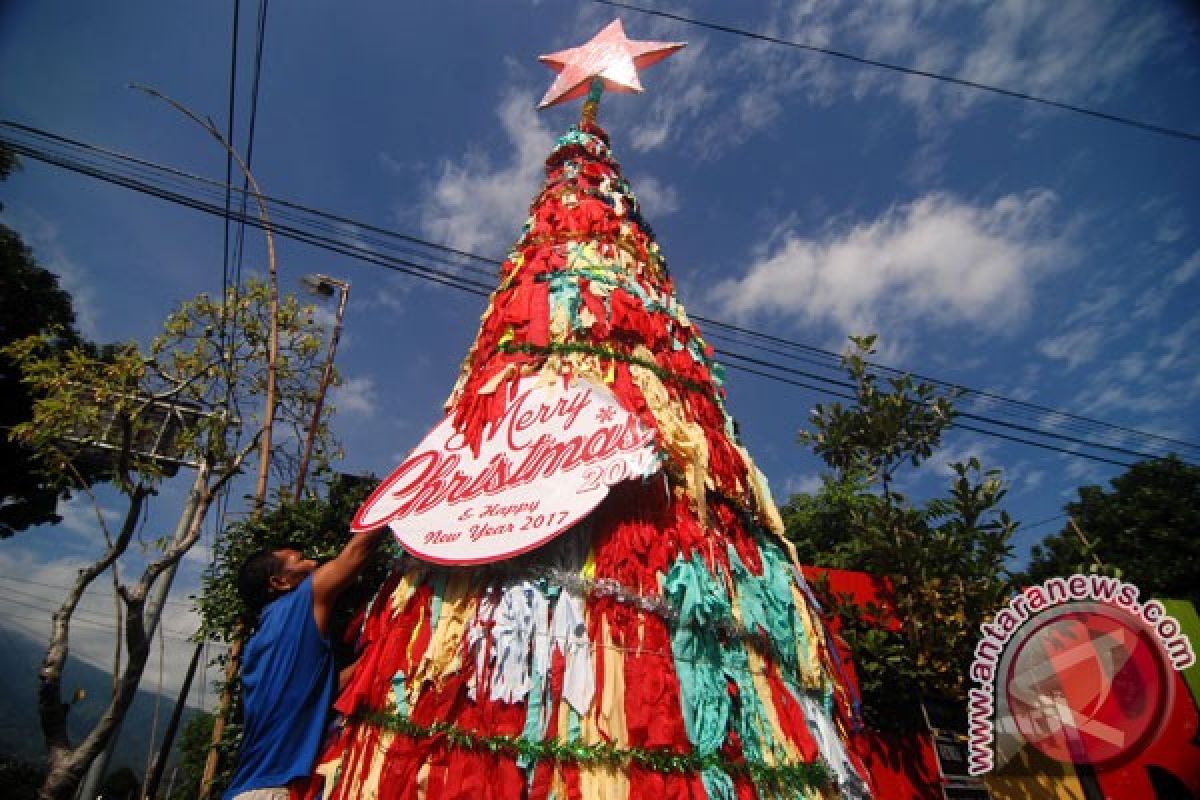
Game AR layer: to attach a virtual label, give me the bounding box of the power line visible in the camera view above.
[1020,513,1069,533]
[718,361,1135,469]
[30,118,1171,455]
[593,0,1200,145]
[715,348,1175,463]
[229,0,271,291]
[5,117,1188,456]
[0,574,196,608]
[220,0,241,305]
[0,595,194,639]
[0,133,496,296]
[4,122,1195,469]
[1,610,197,643]
[3,123,1187,464]
[696,314,1200,456]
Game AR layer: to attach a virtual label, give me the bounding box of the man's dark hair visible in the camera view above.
[237,548,283,616]
[237,542,312,617]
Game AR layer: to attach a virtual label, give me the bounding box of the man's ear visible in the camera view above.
[267,573,291,595]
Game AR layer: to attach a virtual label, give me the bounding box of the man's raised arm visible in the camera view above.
[311,525,388,636]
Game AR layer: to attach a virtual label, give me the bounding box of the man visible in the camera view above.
[223,525,387,800]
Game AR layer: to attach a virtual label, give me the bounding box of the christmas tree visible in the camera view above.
[312,21,870,800]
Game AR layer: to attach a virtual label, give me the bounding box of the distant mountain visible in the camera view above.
[0,624,202,782]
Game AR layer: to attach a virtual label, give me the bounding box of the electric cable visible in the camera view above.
[3,122,1195,469]
[593,0,1200,145]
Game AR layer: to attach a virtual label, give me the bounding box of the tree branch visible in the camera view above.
[38,486,148,756]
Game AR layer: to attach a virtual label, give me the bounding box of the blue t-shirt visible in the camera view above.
[224,575,334,798]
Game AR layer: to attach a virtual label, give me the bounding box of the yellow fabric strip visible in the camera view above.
[579,616,630,800]
[406,572,478,706]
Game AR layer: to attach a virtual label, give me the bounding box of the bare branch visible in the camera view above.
[38,487,148,754]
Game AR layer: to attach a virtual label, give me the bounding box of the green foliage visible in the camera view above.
[2,278,342,800]
[167,713,216,800]
[0,156,99,535]
[0,755,45,800]
[786,335,1016,729]
[97,766,140,800]
[3,279,338,499]
[1025,455,1200,605]
[780,472,873,568]
[800,334,956,490]
[0,143,15,181]
[147,279,340,481]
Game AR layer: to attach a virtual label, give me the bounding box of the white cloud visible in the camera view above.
[630,121,669,152]
[1133,250,1200,320]
[932,437,999,478]
[1037,325,1105,371]
[1154,210,1187,244]
[1063,286,1124,327]
[959,1,1169,107]
[417,91,554,258]
[1170,250,1200,287]
[782,473,823,496]
[331,375,377,417]
[1069,317,1200,421]
[708,190,1065,343]
[5,207,102,339]
[1063,456,1106,487]
[629,173,680,217]
[55,494,122,539]
[617,1,1169,155]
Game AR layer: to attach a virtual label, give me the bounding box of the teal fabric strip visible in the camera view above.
[428,571,447,633]
[389,671,408,717]
[663,553,731,757]
[700,766,736,800]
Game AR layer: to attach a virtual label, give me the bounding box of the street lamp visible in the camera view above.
[294,273,350,501]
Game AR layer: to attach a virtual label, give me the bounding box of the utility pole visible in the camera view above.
[140,639,203,800]
[294,274,350,501]
[124,85,283,800]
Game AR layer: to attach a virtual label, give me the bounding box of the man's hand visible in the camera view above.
[311,525,388,637]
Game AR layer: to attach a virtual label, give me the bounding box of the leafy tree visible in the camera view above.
[0,755,45,800]
[165,713,213,800]
[96,765,139,800]
[0,146,102,537]
[1,142,15,179]
[1025,455,1200,606]
[782,472,873,569]
[785,335,1016,729]
[3,279,336,800]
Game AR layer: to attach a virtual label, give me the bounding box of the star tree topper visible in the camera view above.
[538,19,685,109]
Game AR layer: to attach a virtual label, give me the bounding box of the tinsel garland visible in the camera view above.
[497,340,713,396]
[352,708,829,792]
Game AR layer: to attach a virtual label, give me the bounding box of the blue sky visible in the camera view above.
[1,2,1199,705]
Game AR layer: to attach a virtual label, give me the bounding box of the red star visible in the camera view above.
[538,19,685,109]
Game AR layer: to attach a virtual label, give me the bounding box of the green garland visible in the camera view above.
[353,708,828,792]
[497,340,714,397]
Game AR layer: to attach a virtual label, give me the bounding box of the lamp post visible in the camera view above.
[293,274,350,501]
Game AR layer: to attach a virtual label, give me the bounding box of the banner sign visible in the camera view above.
[352,376,660,564]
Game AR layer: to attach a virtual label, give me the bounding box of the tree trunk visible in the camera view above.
[38,748,92,800]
